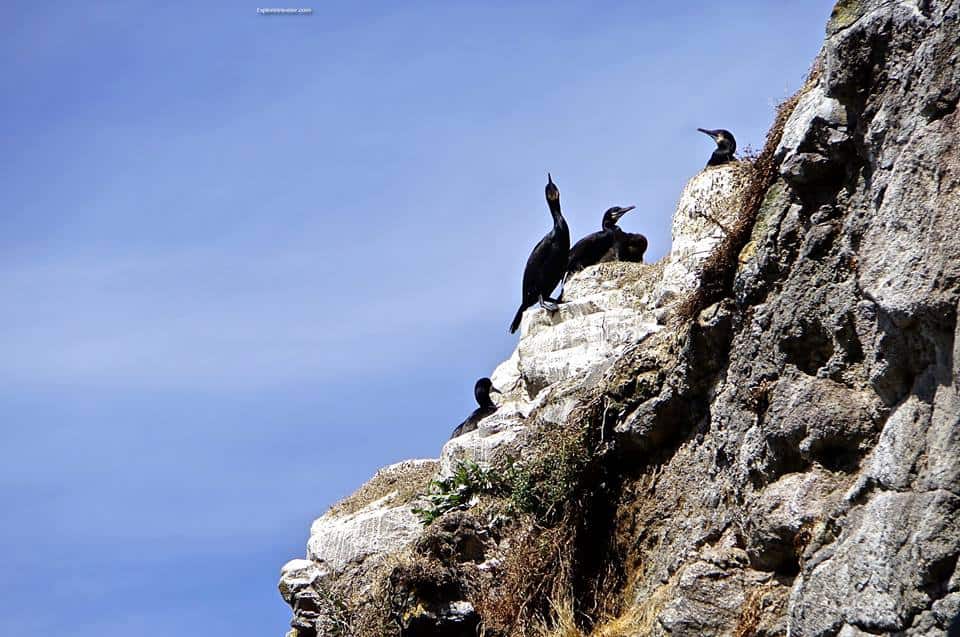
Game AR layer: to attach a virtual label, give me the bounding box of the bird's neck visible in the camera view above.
[709,149,734,166]
[548,200,567,231]
[476,392,495,409]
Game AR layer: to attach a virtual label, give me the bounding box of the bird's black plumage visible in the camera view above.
[698,128,737,166]
[509,174,571,334]
[449,378,501,439]
[613,229,648,263]
[566,206,636,276]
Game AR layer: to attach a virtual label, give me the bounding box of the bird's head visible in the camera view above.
[475,377,501,405]
[545,173,561,203]
[697,128,737,154]
[602,205,635,229]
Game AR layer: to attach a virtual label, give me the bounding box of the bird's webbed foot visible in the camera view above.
[538,295,561,313]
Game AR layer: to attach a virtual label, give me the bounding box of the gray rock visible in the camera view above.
[656,545,773,637]
[743,470,841,572]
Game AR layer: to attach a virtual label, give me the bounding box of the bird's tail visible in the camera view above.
[509,304,525,334]
[558,272,570,302]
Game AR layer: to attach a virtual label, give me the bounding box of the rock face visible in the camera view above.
[278,2,960,635]
[657,163,752,307]
[293,459,437,574]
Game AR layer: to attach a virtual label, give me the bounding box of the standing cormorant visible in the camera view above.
[509,174,571,334]
[697,128,737,166]
[449,378,501,439]
[566,206,636,276]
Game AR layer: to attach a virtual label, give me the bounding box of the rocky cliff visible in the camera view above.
[279,1,960,635]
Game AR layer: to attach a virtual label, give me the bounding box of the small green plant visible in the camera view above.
[502,428,590,524]
[413,460,497,525]
[413,427,593,526]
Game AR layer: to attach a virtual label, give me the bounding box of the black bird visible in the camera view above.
[697,128,737,166]
[614,229,648,263]
[509,174,571,334]
[566,206,636,276]
[449,378,501,439]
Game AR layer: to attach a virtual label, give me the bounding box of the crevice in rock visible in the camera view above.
[921,551,960,603]
[834,309,865,365]
[779,317,835,375]
[811,445,863,473]
[567,456,630,632]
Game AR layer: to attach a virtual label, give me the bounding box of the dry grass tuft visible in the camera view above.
[593,576,675,637]
[533,595,584,637]
[733,582,787,637]
[477,518,577,636]
[527,576,676,637]
[327,459,438,517]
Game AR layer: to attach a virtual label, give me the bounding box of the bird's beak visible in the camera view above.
[697,128,719,140]
[618,205,636,218]
[548,172,554,185]
[490,386,502,394]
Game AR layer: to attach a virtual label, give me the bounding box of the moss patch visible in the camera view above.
[828,0,864,35]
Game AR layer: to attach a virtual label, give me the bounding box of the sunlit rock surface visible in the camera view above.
[300,459,436,575]
[656,162,751,307]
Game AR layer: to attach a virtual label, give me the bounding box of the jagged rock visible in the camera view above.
[763,375,884,470]
[306,459,437,574]
[516,261,662,395]
[655,542,776,637]
[774,84,846,163]
[279,558,351,635]
[656,162,751,307]
[279,559,326,605]
[742,470,841,573]
[307,498,422,571]
[791,489,960,635]
[775,82,852,201]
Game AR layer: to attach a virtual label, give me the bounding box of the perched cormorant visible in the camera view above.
[614,228,648,263]
[697,128,737,166]
[566,206,636,276]
[449,378,501,439]
[509,174,571,334]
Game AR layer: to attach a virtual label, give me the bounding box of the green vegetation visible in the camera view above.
[503,427,591,524]
[413,460,497,525]
[413,423,593,527]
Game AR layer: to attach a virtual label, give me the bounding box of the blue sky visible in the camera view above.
[1,2,833,634]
